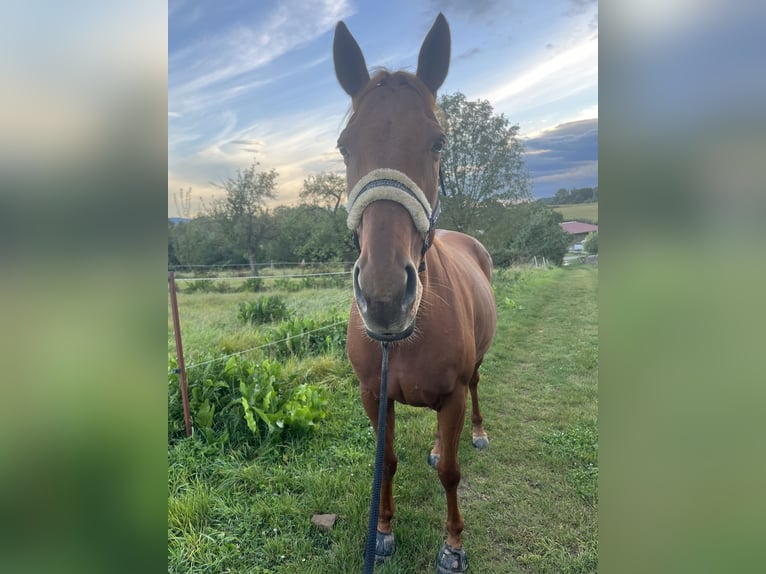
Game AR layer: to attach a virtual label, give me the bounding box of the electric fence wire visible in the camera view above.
[183,319,349,371]
[173,270,352,282]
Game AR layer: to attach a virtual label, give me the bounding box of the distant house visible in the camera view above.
[559,221,598,250]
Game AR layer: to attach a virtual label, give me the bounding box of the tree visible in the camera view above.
[209,160,278,274]
[296,172,354,262]
[170,187,194,266]
[265,205,355,263]
[583,230,598,254]
[481,201,570,266]
[437,92,531,232]
[300,172,346,214]
[554,188,569,204]
[550,186,598,205]
[510,202,570,265]
[171,215,245,267]
[168,220,180,266]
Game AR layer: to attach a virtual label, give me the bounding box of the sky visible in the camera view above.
[168,0,598,216]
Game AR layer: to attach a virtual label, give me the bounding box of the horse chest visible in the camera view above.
[384,350,467,408]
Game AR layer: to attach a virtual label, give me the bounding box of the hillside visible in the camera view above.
[551,202,598,224]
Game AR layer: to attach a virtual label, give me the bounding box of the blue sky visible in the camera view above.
[169,0,598,216]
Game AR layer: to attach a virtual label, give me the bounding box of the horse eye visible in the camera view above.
[338,145,350,159]
[431,138,445,153]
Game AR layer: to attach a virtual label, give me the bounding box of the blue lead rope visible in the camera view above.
[362,342,391,574]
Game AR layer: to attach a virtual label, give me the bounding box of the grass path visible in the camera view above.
[462,265,598,572]
[168,266,597,573]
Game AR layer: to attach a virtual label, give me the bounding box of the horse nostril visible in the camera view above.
[403,263,418,310]
[353,266,368,314]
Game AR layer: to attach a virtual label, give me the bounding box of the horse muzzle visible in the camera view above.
[353,261,420,341]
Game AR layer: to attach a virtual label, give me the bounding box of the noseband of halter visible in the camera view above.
[347,167,443,272]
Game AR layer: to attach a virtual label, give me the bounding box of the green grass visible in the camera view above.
[551,203,598,224]
[168,265,597,573]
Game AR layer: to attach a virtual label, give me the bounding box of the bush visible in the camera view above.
[266,315,347,359]
[481,201,570,266]
[168,355,246,445]
[301,274,349,289]
[274,277,302,292]
[238,296,292,324]
[183,279,233,293]
[583,230,598,254]
[268,273,349,292]
[182,279,212,293]
[239,277,263,292]
[240,359,328,436]
[168,354,330,448]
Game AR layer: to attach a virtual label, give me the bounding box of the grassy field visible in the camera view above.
[167,284,353,358]
[551,203,598,224]
[168,265,598,573]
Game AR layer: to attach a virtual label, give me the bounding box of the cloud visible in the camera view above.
[522,118,598,197]
[480,33,597,111]
[169,77,275,118]
[428,0,500,20]
[566,0,597,16]
[168,0,355,215]
[169,0,202,27]
[168,101,349,216]
[169,1,352,115]
[455,47,481,61]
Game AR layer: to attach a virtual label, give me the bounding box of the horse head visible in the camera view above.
[333,14,450,341]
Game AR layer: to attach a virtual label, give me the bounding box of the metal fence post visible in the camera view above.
[169,272,192,437]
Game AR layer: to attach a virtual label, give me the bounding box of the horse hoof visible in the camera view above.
[428,452,440,469]
[472,436,489,449]
[436,543,468,573]
[374,530,396,564]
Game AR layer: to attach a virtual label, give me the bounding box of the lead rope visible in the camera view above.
[362,341,391,574]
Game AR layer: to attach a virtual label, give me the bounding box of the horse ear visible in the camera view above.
[416,13,451,95]
[333,21,370,98]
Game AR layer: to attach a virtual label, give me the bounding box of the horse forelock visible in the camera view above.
[352,69,435,109]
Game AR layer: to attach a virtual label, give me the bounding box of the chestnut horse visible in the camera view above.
[333,13,497,573]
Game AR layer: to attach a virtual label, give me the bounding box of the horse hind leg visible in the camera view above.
[431,363,488,469]
[469,364,489,449]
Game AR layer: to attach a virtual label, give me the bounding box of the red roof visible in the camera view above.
[559,221,598,234]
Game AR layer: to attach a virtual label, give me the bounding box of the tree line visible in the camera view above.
[168,92,572,269]
[546,186,599,205]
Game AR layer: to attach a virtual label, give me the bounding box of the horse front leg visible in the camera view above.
[360,388,398,563]
[435,392,469,573]
[429,417,442,468]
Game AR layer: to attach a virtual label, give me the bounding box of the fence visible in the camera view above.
[168,266,354,437]
[168,260,356,278]
[168,258,590,436]
[563,254,599,267]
